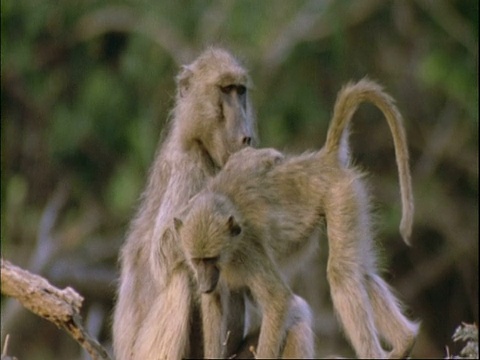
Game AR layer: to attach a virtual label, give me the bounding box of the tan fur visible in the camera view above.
[176,79,419,359]
[112,47,257,360]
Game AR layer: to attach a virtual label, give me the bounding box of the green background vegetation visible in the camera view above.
[1,0,478,358]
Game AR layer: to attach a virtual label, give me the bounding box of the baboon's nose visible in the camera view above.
[242,136,252,146]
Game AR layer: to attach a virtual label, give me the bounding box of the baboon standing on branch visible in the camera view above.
[112,48,256,360]
[175,79,419,359]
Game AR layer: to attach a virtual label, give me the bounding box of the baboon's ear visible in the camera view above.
[177,65,193,97]
[173,218,183,233]
[227,215,242,237]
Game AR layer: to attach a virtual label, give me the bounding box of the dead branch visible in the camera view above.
[0,259,110,360]
[2,181,69,332]
[74,5,193,65]
[260,0,383,75]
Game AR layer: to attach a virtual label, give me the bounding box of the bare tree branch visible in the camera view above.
[260,0,383,75]
[415,0,477,55]
[1,259,111,360]
[74,5,194,65]
[2,182,70,331]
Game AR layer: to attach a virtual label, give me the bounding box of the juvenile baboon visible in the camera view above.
[176,148,314,359]
[112,47,257,360]
[175,79,419,359]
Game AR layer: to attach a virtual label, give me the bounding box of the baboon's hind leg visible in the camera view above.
[325,177,387,358]
[367,274,419,358]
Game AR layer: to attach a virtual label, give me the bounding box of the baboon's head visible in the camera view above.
[174,192,243,293]
[174,47,256,169]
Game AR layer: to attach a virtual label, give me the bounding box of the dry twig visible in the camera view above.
[0,259,110,360]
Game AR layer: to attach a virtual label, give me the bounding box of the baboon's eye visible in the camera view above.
[192,257,219,266]
[220,84,246,95]
[227,215,242,237]
[230,224,241,237]
[220,85,235,94]
[203,256,220,265]
[236,85,246,95]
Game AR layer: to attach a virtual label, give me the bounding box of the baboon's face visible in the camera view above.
[203,78,254,168]
[190,256,221,294]
[177,48,256,168]
[176,204,242,294]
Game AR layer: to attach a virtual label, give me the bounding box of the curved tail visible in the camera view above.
[324,78,413,245]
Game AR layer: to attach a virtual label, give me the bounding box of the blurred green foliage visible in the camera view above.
[1,1,478,359]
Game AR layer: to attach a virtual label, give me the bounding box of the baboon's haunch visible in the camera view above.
[176,79,419,359]
[113,47,256,360]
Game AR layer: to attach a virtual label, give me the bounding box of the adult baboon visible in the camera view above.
[175,79,419,359]
[112,47,256,360]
